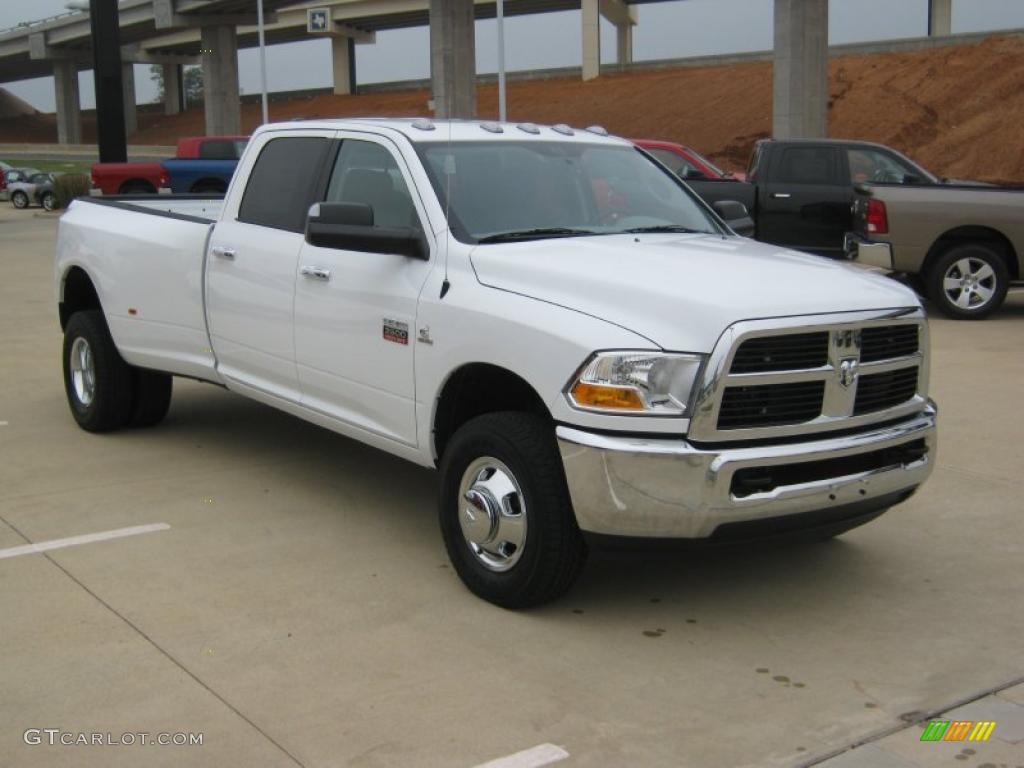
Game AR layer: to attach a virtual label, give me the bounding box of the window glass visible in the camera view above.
[324,140,419,229]
[776,147,837,185]
[848,148,921,184]
[199,139,248,160]
[647,148,700,178]
[416,142,719,242]
[238,137,328,232]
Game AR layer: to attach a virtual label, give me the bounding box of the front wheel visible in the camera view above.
[41,192,55,211]
[63,311,134,432]
[11,190,28,209]
[439,412,587,608]
[926,244,1009,319]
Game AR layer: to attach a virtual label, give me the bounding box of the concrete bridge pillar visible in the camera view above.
[331,36,356,96]
[929,0,952,36]
[201,24,240,135]
[53,59,82,145]
[581,0,600,80]
[122,63,137,136]
[773,0,828,139]
[163,63,182,115]
[429,0,475,119]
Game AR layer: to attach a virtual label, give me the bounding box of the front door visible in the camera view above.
[758,144,851,258]
[206,132,333,401]
[293,134,434,446]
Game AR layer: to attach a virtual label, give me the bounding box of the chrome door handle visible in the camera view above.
[771,193,792,199]
[300,265,331,281]
[211,246,236,259]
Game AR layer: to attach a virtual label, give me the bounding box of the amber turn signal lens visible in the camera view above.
[570,382,645,411]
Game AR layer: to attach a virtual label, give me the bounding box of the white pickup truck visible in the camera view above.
[55,118,937,607]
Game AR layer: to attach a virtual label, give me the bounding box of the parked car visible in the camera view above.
[9,172,56,210]
[1,167,41,201]
[646,138,949,259]
[633,139,742,181]
[90,135,248,195]
[845,182,1024,319]
[55,119,937,607]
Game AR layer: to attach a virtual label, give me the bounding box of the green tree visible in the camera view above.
[148,64,204,107]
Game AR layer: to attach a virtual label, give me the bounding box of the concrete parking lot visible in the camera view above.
[1,204,1022,768]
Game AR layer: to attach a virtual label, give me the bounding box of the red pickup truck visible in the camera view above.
[90,135,248,195]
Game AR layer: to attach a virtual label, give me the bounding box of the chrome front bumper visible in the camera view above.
[844,232,894,269]
[557,404,936,538]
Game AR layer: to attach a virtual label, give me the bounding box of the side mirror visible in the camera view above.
[305,202,427,260]
[712,199,755,237]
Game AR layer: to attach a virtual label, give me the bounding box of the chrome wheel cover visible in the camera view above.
[942,257,997,310]
[457,457,528,572]
[69,337,96,406]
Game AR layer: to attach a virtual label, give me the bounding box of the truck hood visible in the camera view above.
[469,233,920,351]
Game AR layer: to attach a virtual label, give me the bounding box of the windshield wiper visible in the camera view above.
[619,225,707,234]
[477,227,600,243]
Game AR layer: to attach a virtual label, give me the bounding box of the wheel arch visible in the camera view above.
[924,225,1019,281]
[432,362,552,465]
[118,179,156,193]
[59,265,103,330]
[190,178,227,194]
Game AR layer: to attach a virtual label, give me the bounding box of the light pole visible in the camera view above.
[496,0,506,122]
[257,0,269,124]
[67,0,126,161]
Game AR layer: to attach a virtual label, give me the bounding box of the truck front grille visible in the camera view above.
[860,325,919,362]
[718,381,825,429]
[694,311,928,441]
[854,367,919,415]
[730,332,829,373]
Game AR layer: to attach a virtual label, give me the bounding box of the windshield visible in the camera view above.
[416,141,722,243]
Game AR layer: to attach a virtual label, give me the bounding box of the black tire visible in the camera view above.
[62,310,134,432]
[190,181,226,195]
[439,412,587,608]
[11,190,28,209]
[926,243,1009,320]
[129,369,173,427]
[41,192,56,211]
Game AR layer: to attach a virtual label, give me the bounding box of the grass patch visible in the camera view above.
[1,157,92,175]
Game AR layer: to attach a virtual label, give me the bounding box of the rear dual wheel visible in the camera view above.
[63,310,173,432]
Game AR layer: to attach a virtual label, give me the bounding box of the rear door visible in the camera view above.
[205,130,334,403]
[292,133,434,447]
[758,144,851,257]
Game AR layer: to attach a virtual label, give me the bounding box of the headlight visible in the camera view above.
[567,351,705,416]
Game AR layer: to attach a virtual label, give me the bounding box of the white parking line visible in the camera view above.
[0,523,170,561]
[473,744,570,768]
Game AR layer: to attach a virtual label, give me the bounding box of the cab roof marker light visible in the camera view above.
[480,121,504,133]
[516,123,541,135]
[585,125,609,136]
[551,124,574,136]
[412,119,436,131]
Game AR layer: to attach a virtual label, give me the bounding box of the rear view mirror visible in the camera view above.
[305,202,427,260]
[683,168,706,180]
[712,199,755,237]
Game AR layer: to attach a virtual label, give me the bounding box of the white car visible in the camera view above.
[54,118,937,607]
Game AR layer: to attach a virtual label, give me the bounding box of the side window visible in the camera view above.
[238,137,328,232]
[199,139,238,160]
[324,140,419,229]
[848,148,918,184]
[648,148,700,179]
[776,147,838,185]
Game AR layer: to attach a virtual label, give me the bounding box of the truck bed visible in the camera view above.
[57,196,223,381]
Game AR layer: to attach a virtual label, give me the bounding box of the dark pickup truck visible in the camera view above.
[656,138,944,259]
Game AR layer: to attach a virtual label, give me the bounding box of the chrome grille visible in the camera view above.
[718,381,825,428]
[854,367,919,415]
[691,309,929,442]
[730,332,829,373]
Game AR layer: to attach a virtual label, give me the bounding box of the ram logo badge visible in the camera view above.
[838,357,859,389]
